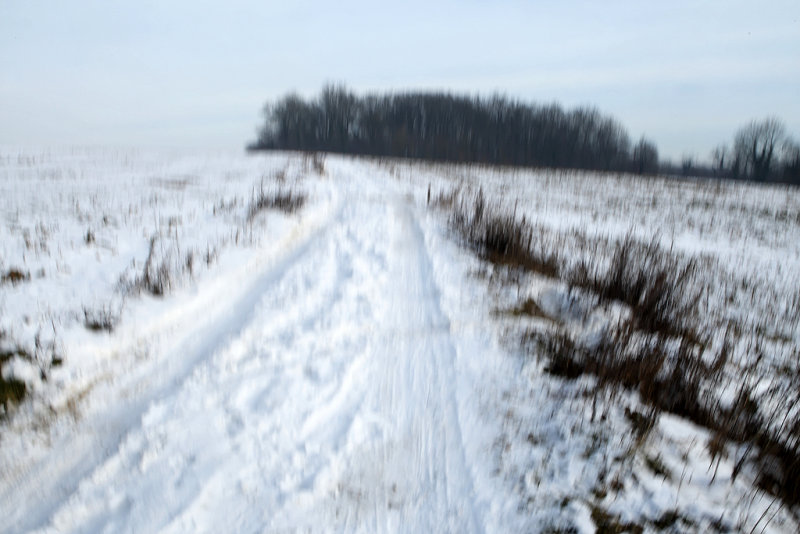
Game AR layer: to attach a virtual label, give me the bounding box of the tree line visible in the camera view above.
[249,85,798,184]
[249,85,658,174]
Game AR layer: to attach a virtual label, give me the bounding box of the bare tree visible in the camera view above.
[632,136,658,174]
[782,139,800,184]
[681,154,695,177]
[733,117,787,181]
[711,144,730,176]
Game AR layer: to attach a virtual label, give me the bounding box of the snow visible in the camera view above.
[1,147,799,532]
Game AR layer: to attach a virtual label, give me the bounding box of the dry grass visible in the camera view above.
[247,186,307,221]
[440,190,800,510]
[83,305,119,333]
[590,504,644,534]
[118,234,184,297]
[0,332,29,417]
[449,188,560,277]
[0,376,26,418]
[1,268,30,286]
[140,235,173,297]
[534,325,723,429]
[565,236,703,342]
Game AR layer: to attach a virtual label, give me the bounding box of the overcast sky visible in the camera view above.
[1,1,798,161]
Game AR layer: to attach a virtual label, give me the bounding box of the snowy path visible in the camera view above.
[3,175,483,533]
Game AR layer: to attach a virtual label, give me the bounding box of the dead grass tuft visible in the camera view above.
[140,235,172,296]
[247,185,307,221]
[0,332,30,417]
[1,268,30,285]
[0,376,26,417]
[566,235,703,342]
[83,305,119,333]
[449,188,560,277]
[591,504,644,534]
[495,297,556,323]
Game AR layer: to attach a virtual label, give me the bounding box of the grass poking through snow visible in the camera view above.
[438,185,800,516]
[449,187,560,277]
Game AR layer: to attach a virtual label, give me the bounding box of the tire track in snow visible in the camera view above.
[271,194,482,533]
[134,187,391,533]
[9,176,483,533]
[364,197,481,533]
[3,192,344,534]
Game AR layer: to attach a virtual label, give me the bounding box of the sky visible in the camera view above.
[1,0,798,161]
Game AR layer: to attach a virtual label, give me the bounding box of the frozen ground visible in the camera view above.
[1,148,798,532]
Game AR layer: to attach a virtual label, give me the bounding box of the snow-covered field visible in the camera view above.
[1,147,799,532]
